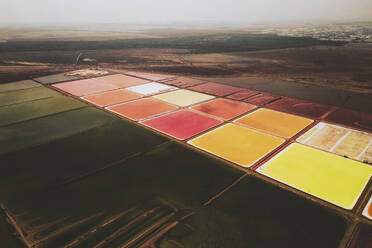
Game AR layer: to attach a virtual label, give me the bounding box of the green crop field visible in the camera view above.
[158,176,348,248]
[0,86,61,107]
[0,96,86,126]
[0,107,122,155]
[0,141,243,247]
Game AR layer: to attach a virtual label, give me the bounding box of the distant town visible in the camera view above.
[258,22,372,42]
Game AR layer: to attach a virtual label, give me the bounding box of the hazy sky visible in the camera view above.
[1,0,372,25]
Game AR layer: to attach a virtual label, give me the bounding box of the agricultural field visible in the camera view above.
[157,176,348,248]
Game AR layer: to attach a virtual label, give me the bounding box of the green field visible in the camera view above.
[0,107,121,155]
[0,141,243,247]
[0,86,61,107]
[158,176,348,248]
[0,96,86,126]
[0,118,168,200]
[0,80,40,93]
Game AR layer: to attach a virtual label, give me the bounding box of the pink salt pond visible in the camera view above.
[226,90,260,101]
[94,74,150,88]
[53,79,119,97]
[141,110,222,140]
[124,71,175,81]
[162,77,207,88]
[244,93,281,106]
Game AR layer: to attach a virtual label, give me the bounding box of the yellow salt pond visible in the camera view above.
[257,143,372,209]
[188,123,284,167]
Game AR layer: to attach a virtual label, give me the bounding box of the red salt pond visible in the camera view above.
[266,97,333,119]
[53,79,119,97]
[244,93,281,106]
[123,71,175,81]
[191,98,256,120]
[162,77,206,88]
[106,98,178,121]
[94,74,150,88]
[188,82,243,97]
[141,110,222,140]
[226,89,260,101]
[81,89,143,107]
[325,107,372,132]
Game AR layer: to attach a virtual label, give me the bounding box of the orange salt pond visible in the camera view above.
[363,196,372,220]
[188,123,284,167]
[81,89,143,107]
[191,98,255,120]
[235,108,313,138]
[106,98,178,121]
